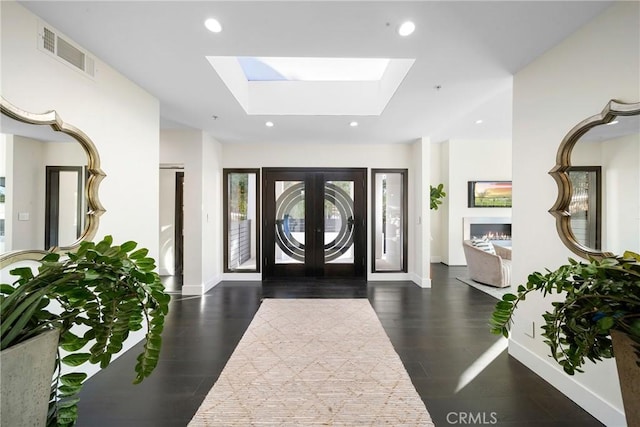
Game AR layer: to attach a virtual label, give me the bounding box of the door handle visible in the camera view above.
[347,216,355,229]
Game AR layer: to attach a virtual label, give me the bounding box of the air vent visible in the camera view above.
[56,37,85,70]
[43,27,55,53]
[38,22,95,78]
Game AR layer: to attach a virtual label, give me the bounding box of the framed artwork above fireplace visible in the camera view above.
[468,181,512,208]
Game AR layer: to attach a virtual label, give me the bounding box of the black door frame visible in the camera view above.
[174,171,184,277]
[45,165,84,249]
[262,167,366,280]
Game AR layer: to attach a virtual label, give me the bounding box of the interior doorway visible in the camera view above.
[263,168,366,280]
[159,166,184,292]
[44,165,85,249]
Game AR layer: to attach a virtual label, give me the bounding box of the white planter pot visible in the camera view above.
[0,329,60,427]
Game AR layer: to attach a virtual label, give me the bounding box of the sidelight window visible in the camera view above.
[372,169,407,273]
[224,169,260,272]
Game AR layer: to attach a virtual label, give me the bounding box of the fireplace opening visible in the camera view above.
[470,223,512,241]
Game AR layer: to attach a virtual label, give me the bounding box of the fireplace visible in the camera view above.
[463,217,512,243]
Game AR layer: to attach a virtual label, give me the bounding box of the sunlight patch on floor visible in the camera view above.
[455,337,508,393]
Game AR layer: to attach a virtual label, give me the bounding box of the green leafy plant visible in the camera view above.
[430,183,446,210]
[490,251,640,375]
[0,236,171,426]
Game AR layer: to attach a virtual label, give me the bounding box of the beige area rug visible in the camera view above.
[189,299,434,426]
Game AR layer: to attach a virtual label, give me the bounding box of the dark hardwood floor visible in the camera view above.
[77,264,602,426]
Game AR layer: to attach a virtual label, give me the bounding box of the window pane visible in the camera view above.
[373,171,406,272]
[324,180,355,264]
[227,171,258,271]
[57,170,80,244]
[274,180,305,264]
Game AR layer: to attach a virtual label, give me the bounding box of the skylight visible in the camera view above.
[237,57,391,82]
[207,56,415,115]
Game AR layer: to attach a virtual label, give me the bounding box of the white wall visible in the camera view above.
[221,141,431,285]
[412,137,431,287]
[430,142,445,262]
[201,132,223,291]
[160,130,223,295]
[441,139,512,265]
[1,0,160,378]
[602,134,639,254]
[511,2,639,425]
[222,142,414,169]
[7,135,44,251]
[5,137,87,252]
[1,1,160,257]
[0,136,5,253]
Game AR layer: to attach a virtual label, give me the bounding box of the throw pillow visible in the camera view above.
[470,237,496,255]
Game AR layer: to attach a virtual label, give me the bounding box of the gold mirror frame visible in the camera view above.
[0,97,106,268]
[549,99,640,259]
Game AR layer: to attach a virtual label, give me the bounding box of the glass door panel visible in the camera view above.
[324,181,354,264]
[274,180,305,264]
[57,170,81,245]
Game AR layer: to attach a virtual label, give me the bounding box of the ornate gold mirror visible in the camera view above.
[550,99,640,259]
[0,97,105,267]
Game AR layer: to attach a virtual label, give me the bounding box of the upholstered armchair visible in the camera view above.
[462,240,511,288]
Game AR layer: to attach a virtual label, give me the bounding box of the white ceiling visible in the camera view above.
[19,1,613,145]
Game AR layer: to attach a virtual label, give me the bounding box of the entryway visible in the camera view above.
[262,168,366,279]
[158,166,184,293]
[45,166,85,250]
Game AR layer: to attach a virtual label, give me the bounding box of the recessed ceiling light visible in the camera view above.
[205,18,222,33]
[398,21,415,37]
[350,121,358,127]
[265,121,274,127]
[475,119,484,124]
[606,120,619,125]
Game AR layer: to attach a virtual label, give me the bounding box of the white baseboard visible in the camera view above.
[409,272,431,288]
[222,273,262,281]
[368,272,412,281]
[181,285,202,295]
[181,275,221,295]
[509,339,626,426]
[430,256,442,263]
[203,276,221,293]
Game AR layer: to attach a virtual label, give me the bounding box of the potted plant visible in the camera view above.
[0,236,171,426]
[430,184,446,210]
[490,251,640,425]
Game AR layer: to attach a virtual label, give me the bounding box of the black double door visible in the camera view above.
[263,168,366,279]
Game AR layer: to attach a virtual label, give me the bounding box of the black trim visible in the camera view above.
[174,172,184,276]
[263,167,366,280]
[371,169,408,273]
[567,166,602,250]
[45,166,83,250]
[223,169,261,273]
[468,180,513,208]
